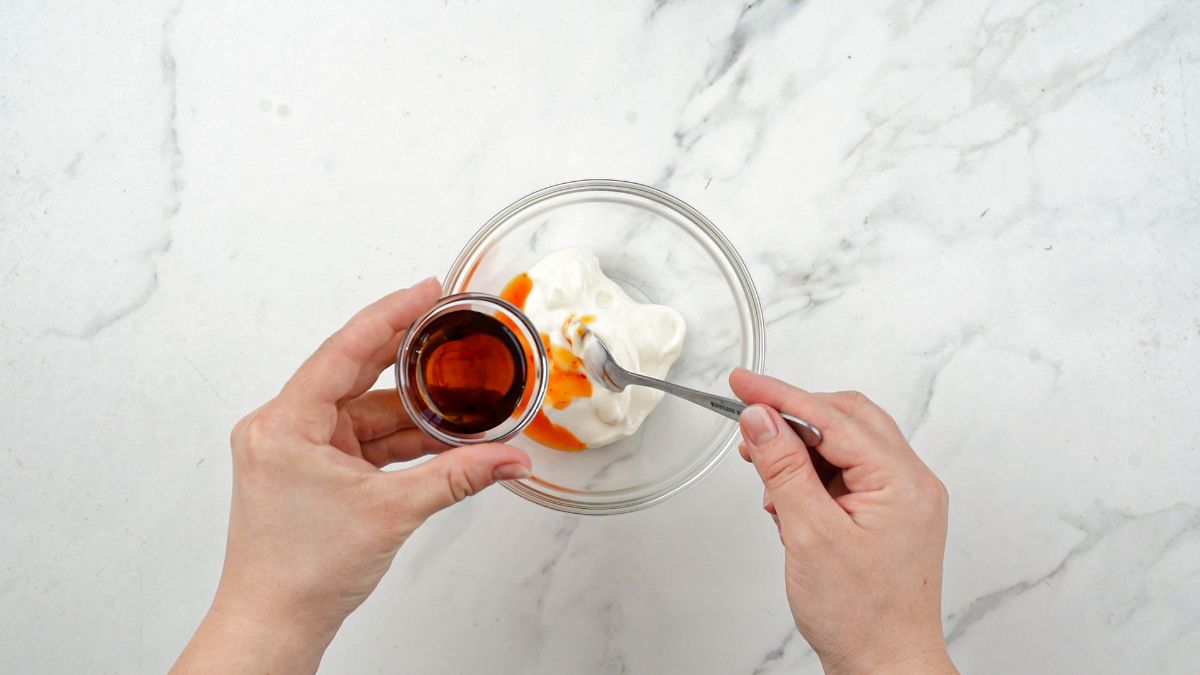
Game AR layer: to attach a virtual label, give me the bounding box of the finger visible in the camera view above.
[334,329,412,417]
[766,489,782,532]
[360,428,450,467]
[345,389,415,442]
[381,443,532,521]
[738,442,750,463]
[813,390,922,469]
[730,368,841,433]
[364,328,408,381]
[808,447,841,487]
[826,471,850,500]
[763,488,777,516]
[730,369,892,474]
[816,390,905,439]
[740,404,842,525]
[280,278,441,430]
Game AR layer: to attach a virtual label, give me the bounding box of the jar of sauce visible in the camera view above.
[396,293,548,445]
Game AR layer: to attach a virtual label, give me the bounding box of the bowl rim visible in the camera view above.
[444,178,765,515]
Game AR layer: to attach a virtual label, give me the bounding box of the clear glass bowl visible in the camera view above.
[444,179,764,514]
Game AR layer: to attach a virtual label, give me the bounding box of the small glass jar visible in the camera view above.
[396,293,549,445]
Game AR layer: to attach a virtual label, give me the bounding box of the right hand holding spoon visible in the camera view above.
[730,368,958,675]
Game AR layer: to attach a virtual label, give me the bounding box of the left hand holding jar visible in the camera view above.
[172,278,531,674]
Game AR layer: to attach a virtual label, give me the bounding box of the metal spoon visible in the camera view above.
[579,329,823,449]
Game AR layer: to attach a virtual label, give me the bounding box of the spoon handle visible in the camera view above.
[619,371,823,449]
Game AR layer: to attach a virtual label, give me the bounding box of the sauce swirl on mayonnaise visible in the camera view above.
[500,248,686,451]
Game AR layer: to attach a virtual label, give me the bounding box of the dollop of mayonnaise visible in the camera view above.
[523,247,686,448]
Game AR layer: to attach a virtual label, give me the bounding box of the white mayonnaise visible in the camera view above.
[523,247,686,448]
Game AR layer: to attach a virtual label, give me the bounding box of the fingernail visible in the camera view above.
[493,463,531,481]
[740,405,777,447]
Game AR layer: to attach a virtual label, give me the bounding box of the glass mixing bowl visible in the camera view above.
[444,179,764,514]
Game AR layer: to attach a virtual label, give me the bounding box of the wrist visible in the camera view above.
[173,597,336,675]
[209,587,342,650]
[821,634,955,675]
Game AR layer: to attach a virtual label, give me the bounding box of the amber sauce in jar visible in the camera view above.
[408,310,527,434]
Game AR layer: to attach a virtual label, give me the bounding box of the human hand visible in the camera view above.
[173,278,532,674]
[730,369,956,675]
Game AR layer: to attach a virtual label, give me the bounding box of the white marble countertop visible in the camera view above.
[3,1,1198,673]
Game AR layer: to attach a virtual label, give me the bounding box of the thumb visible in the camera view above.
[740,405,838,522]
[384,443,532,521]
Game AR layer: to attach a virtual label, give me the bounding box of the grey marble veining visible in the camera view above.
[1,1,1198,673]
